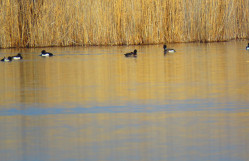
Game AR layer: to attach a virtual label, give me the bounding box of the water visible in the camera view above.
[1,40,249,161]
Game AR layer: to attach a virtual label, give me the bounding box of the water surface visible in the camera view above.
[1,41,249,161]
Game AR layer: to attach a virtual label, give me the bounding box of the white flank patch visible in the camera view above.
[13,57,21,60]
[41,53,50,57]
[168,50,175,53]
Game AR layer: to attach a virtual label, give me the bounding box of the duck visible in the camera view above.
[1,56,12,62]
[163,44,176,53]
[12,53,23,60]
[246,43,249,50]
[124,49,137,57]
[40,50,53,57]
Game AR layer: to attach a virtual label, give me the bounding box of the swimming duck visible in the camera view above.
[1,56,12,62]
[40,50,53,57]
[12,53,23,60]
[163,44,176,53]
[246,43,249,50]
[124,49,137,57]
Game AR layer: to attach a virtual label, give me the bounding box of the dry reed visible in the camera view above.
[0,0,249,48]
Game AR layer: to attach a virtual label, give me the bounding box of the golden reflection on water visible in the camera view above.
[1,41,249,160]
[0,41,249,108]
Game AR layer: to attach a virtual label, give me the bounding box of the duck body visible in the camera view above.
[163,44,176,53]
[246,43,249,50]
[40,50,53,57]
[1,56,12,62]
[1,57,8,62]
[124,52,132,57]
[12,53,23,60]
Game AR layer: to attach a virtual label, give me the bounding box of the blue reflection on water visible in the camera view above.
[1,99,248,116]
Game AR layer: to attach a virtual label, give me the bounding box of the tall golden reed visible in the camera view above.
[0,0,249,48]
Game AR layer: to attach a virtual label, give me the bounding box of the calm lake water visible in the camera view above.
[1,40,249,161]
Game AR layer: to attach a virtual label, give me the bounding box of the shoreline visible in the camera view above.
[0,39,248,50]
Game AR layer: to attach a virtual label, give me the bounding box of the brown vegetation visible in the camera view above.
[0,0,249,48]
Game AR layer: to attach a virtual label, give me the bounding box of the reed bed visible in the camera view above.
[0,0,249,48]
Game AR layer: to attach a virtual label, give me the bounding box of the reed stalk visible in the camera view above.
[0,0,249,48]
